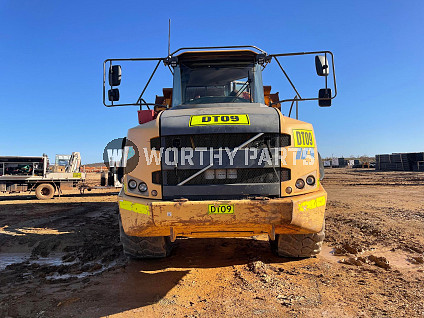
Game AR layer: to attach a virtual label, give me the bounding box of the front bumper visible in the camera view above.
[118,186,327,240]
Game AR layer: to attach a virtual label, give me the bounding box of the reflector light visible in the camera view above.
[295,179,305,189]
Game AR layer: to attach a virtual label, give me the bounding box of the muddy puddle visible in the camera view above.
[320,244,424,272]
[0,253,67,270]
[0,253,31,270]
[0,252,122,282]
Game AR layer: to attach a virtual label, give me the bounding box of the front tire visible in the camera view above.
[119,218,172,259]
[271,223,325,258]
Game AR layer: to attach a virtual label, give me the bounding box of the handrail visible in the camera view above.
[170,45,267,56]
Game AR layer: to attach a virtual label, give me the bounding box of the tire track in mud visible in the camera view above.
[0,200,127,318]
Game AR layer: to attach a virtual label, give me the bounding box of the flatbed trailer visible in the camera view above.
[0,154,85,200]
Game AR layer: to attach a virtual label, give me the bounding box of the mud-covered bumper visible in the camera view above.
[118,186,327,240]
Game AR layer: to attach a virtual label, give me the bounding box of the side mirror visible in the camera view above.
[108,88,120,101]
[315,56,329,76]
[318,88,331,107]
[109,65,122,86]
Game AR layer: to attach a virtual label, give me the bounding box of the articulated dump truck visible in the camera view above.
[103,45,337,258]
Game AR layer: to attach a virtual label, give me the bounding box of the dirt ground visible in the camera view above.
[1,169,423,318]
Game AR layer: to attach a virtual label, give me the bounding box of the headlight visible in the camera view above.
[295,178,305,189]
[306,175,315,186]
[138,182,148,192]
[128,179,137,189]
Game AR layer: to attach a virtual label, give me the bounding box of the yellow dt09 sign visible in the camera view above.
[189,114,250,126]
[293,129,315,147]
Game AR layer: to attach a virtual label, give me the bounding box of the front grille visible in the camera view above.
[162,168,290,186]
[154,133,291,196]
[153,133,291,149]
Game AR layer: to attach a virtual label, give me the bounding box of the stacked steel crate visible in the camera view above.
[375,152,424,171]
[411,153,424,171]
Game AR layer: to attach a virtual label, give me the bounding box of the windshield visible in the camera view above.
[180,63,254,105]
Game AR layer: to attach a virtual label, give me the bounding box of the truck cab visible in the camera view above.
[172,50,263,105]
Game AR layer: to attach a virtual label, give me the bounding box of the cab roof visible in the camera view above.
[176,50,259,63]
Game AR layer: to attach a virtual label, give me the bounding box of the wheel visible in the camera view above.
[270,222,325,258]
[119,217,172,259]
[35,183,55,200]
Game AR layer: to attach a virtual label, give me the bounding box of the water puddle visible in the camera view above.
[1,252,119,280]
[0,253,30,270]
[45,260,120,281]
[0,253,67,270]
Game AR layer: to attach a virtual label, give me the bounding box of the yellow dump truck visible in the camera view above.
[103,46,337,258]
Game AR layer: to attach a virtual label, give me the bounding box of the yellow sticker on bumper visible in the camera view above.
[298,196,326,212]
[73,173,81,178]
[208,204,234,214]
[293,129,315,147]
[189,114,250,126]
[119,200,150,215]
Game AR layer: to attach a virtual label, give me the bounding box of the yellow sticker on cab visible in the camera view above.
[190,114,250,126]
[293,129,315,147]
[208,204,234,214]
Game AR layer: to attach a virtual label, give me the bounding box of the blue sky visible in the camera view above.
[1,0,423,163]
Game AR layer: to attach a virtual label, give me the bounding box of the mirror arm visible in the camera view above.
[270,51,337,107]
[136,60,162,110]
[288,96,298,118]
[109,61,113,106]
[103,57,164,107]
[325,52,328,89]
[270,50,337,102]
[138,98,149,111]
[274,56,302,100]
[331,53,337,99]
[272,96,334,105]
[104,102,166,108]
[102,60,107,106]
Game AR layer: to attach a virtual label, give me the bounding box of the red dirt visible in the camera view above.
[1,169,423,317]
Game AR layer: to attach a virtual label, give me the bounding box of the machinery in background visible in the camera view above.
[100,167,124,188]
[0,152,85,200]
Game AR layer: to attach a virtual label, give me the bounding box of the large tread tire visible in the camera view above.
[35,183,55,200]
[119,218,172,259]
[271,223,325,258]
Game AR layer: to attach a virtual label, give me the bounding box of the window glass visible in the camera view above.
[180,64,254,104]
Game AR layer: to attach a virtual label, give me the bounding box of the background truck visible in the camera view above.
[0,152,85,199]
[103,45,337,258]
